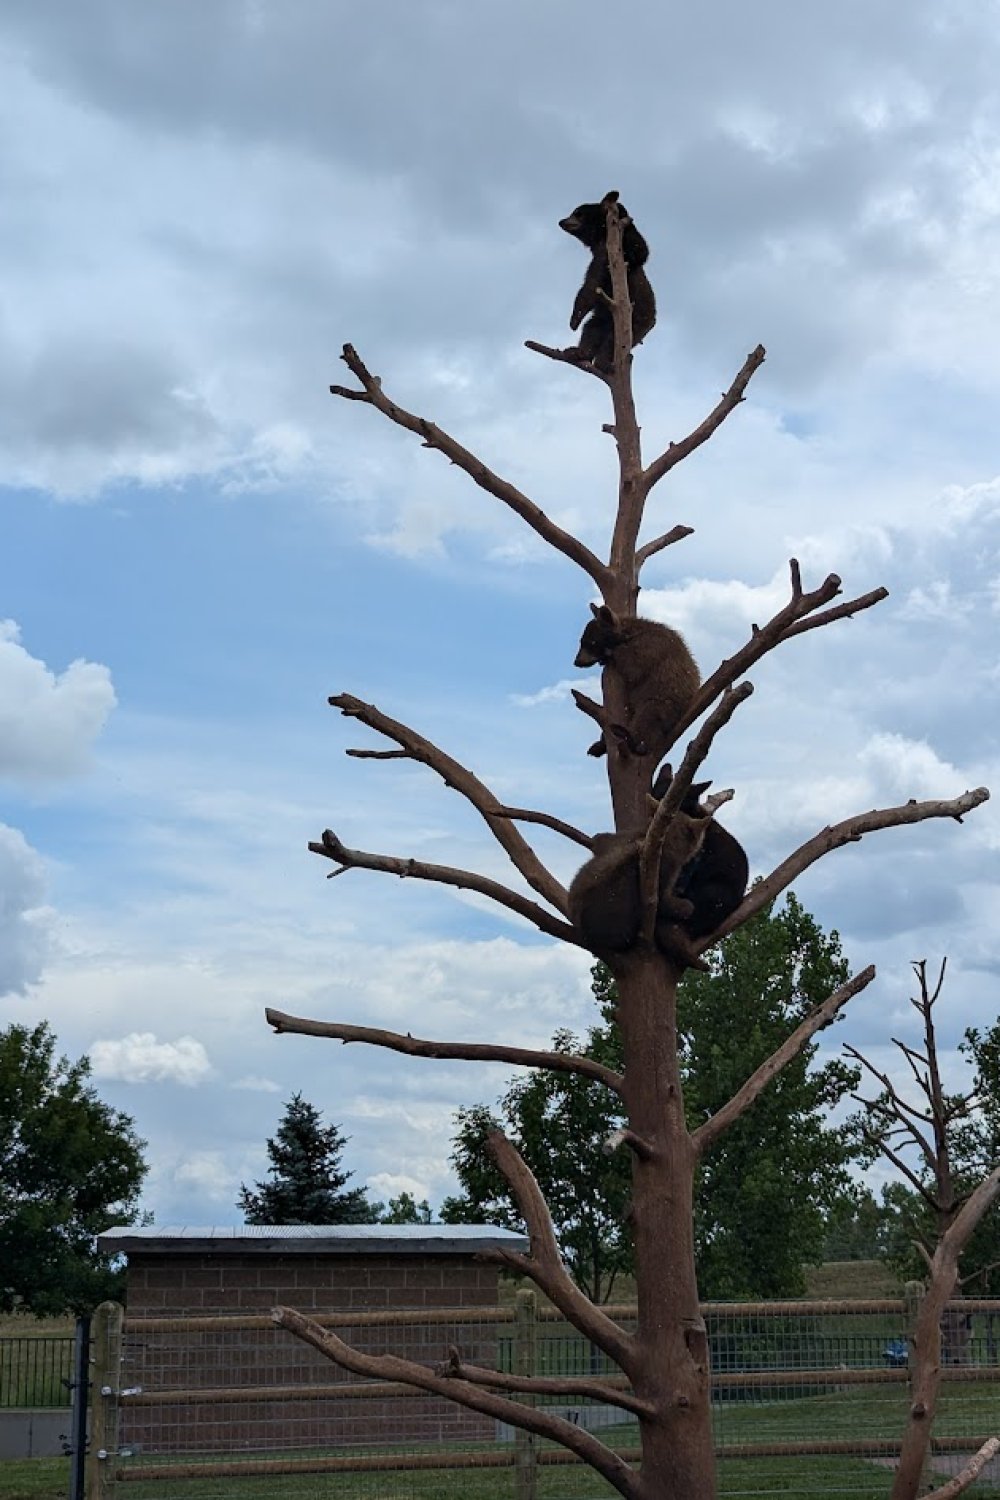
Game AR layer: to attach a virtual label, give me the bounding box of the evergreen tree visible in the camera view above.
[0,1021,148,1315]
[238,1093,377,1224]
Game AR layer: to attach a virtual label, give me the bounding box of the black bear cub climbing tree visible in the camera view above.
[266,195,990,1500]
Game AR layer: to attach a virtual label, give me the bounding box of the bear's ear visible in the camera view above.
[690,780,713,801]
[590,603,616,628]
[601,190,620,206]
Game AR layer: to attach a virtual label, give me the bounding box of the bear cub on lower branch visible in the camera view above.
[560,191,657,372]
[567,814,709,962]
[652,767,749,940]
[575,604,700,764]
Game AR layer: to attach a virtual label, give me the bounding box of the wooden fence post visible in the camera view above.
[903,1279,924,1374]
[85,1302,124,1500]
[514,1288,538,1500]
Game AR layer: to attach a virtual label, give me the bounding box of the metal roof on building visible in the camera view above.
[97,1223,530,1255]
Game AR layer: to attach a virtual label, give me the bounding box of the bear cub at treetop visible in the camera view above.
[559,190,656,372]
[574,604,700,766]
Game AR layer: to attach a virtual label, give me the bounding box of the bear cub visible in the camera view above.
[651,766,749,941]
[559,190,656,372]
[567,815,709,961]
[575,604,700,766]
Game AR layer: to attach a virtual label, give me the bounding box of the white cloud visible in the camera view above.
[230,1074,282,1093]
[0,824,51,997]
[511,679,589,708]
[172,1151,235,1201]
[368,1173,432,1203]
[0,620,115,781]
[858,732,961,802]
[89,1032,214,1086]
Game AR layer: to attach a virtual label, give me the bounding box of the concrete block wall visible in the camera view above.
[119,1251,501,1454]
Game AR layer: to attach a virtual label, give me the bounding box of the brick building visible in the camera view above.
[99,1223,528,1456]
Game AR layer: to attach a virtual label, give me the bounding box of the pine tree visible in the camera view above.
[238,1093,376,1224]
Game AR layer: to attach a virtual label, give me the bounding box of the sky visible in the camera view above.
[1,0,998,1227]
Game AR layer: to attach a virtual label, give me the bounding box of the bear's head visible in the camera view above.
[574,603,623,667]
[559,191,621,248]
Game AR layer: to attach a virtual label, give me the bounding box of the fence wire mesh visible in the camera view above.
[102,1297,1000,1499]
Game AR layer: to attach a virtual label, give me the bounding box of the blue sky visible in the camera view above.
[2,0,998,1223]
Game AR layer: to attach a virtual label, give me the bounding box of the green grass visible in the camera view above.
[0,1457,68,1500]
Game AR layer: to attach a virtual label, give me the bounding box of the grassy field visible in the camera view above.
[0,1458,69,1500]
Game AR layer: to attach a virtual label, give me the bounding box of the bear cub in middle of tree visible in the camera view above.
[651,765,749,940]
[567,814,710,960]
[575,604,700,764]
[559,190,657,372]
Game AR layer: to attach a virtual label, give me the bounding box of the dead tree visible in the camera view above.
[848,959,1000,1500]
[264,201,990,1500]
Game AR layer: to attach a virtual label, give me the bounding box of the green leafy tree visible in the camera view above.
[380,1192,433,1224]
[681,892,859,1297]
[447,894,858,1300]
[443,1007,631,1302]
[0,1021,147,1315]
[238,1092,377,1224]
[820,1185,888,1261]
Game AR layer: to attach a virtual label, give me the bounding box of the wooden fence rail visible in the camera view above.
[84,1291,1000,1499]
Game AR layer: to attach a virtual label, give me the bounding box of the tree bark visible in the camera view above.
[614,951,716,1499]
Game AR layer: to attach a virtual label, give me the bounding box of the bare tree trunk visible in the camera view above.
[616,952,715,1499]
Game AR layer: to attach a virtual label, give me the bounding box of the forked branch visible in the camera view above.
[715,788,991,941]
[264,1010,625,1094]
[673,559,885,738]
[308,828,582,946]
[272,1305,640,1498]
[330,692,570,914]
[331,345,609,587]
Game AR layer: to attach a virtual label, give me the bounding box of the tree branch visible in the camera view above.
[854,1120,941,1209]
[494,805,595,851]
[436,1346,652,1418]
[605,202,645,581]
[309,828,582,946]
[484,1130,636,1375]
[921,1439,1000,1500]
[264,1010,625,1095]
[524,339,610,381]
[272,1306,640,1498]
[692,966,876,1155]
[672,559,839,736]
[330,345,609,587]
[643,344,767,493]
[713,788,991,941]
[639,686,752,928]
[635,524,695,571]
[329,693,570,915]
[780,587,889,639]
